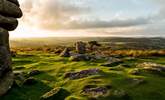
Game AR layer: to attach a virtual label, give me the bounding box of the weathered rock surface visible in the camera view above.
[28,70,42,76]
[82,86,108,98]
[137,62,165,73]
[75,41,86,54]
[23,77,37,85]
[0,71,14,96]
[7,0,20,6]
[0,0,22,18]
[69,54,91,61]
[60,48,70,57]
[101,57,123,67]
[0,0,22,96]
[0,28,9,46]
[64,68,101,79]
[0,46,11,77]
[41,87,70,100]
[0,14,18,31]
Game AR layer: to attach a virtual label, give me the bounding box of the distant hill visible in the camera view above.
[10,37,165,49]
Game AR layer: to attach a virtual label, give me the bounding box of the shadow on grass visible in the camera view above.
[1,76,54,100]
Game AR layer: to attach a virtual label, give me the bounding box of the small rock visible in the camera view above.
[88,41,101,50]
[82,86,108,98]
[28,70,41,76]
[101,57,123,67]
[112,89,129,99]
[23,77,37,85]
[129,68,141,75]
[41,87,70,100]
[137,62,165,73]
[60,48,70,57]
[69,54,91,61]
[65,68,101,80]
[54,49,62,54]
[127,78,146,85]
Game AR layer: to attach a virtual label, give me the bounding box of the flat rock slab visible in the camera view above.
[41,87,70,100]
[137,62,165,73]
[101,57,123,67]
[65,68,101,80]
[82,86,108,98]
[69,54,91,61]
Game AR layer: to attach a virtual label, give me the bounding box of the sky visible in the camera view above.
[10,0,165,38]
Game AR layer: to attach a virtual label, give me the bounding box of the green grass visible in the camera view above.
[1,51,165,100]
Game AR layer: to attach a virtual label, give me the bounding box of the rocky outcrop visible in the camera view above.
[60,48,70,57]
[75,41,86,54]
[0,0,22,96]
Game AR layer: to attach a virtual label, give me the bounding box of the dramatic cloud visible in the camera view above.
[20,0,90,29]
[12,0,165,38]
[19,0,158,30]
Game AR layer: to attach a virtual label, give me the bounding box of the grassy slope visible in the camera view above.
[1,51,165,100]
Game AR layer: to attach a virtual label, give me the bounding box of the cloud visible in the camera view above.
[64,17,152,29]
[18,0,164,31]
[20,0,90,29]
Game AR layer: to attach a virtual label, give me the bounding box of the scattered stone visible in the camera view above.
[13,71,30,86]
[54,49,62,54]
[82,86,108,98]
[23,77,37,85]
[28,70,42,76]
[101,57,123,67]
[65,68,101,80]
[75,41,86,54]
[137,62,165,73]
[112,89,129,99]
[129,68,141,75]
[60,48,70,57]
[69,54,91,61]
[88,41,101,50]
[41,87,70,100]
[127,78,146,85]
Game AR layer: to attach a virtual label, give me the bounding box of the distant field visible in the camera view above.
[10,37,165,49]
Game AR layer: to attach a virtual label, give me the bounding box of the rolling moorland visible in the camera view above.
[1,37,165,100]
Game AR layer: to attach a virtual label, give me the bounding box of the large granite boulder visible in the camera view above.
[0,15,18,31]
[0,0,22,18]
[0,0,22,96]
[75,41,86,54]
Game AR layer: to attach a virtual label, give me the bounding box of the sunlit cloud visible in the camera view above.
[11,0,165,38]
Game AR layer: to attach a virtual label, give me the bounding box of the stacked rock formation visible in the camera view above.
[75,41,86,54]
[0,0,22,96]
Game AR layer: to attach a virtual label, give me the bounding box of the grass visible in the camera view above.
[1,50,165,100]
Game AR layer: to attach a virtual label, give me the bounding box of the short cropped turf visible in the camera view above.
[1,51,165,100]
